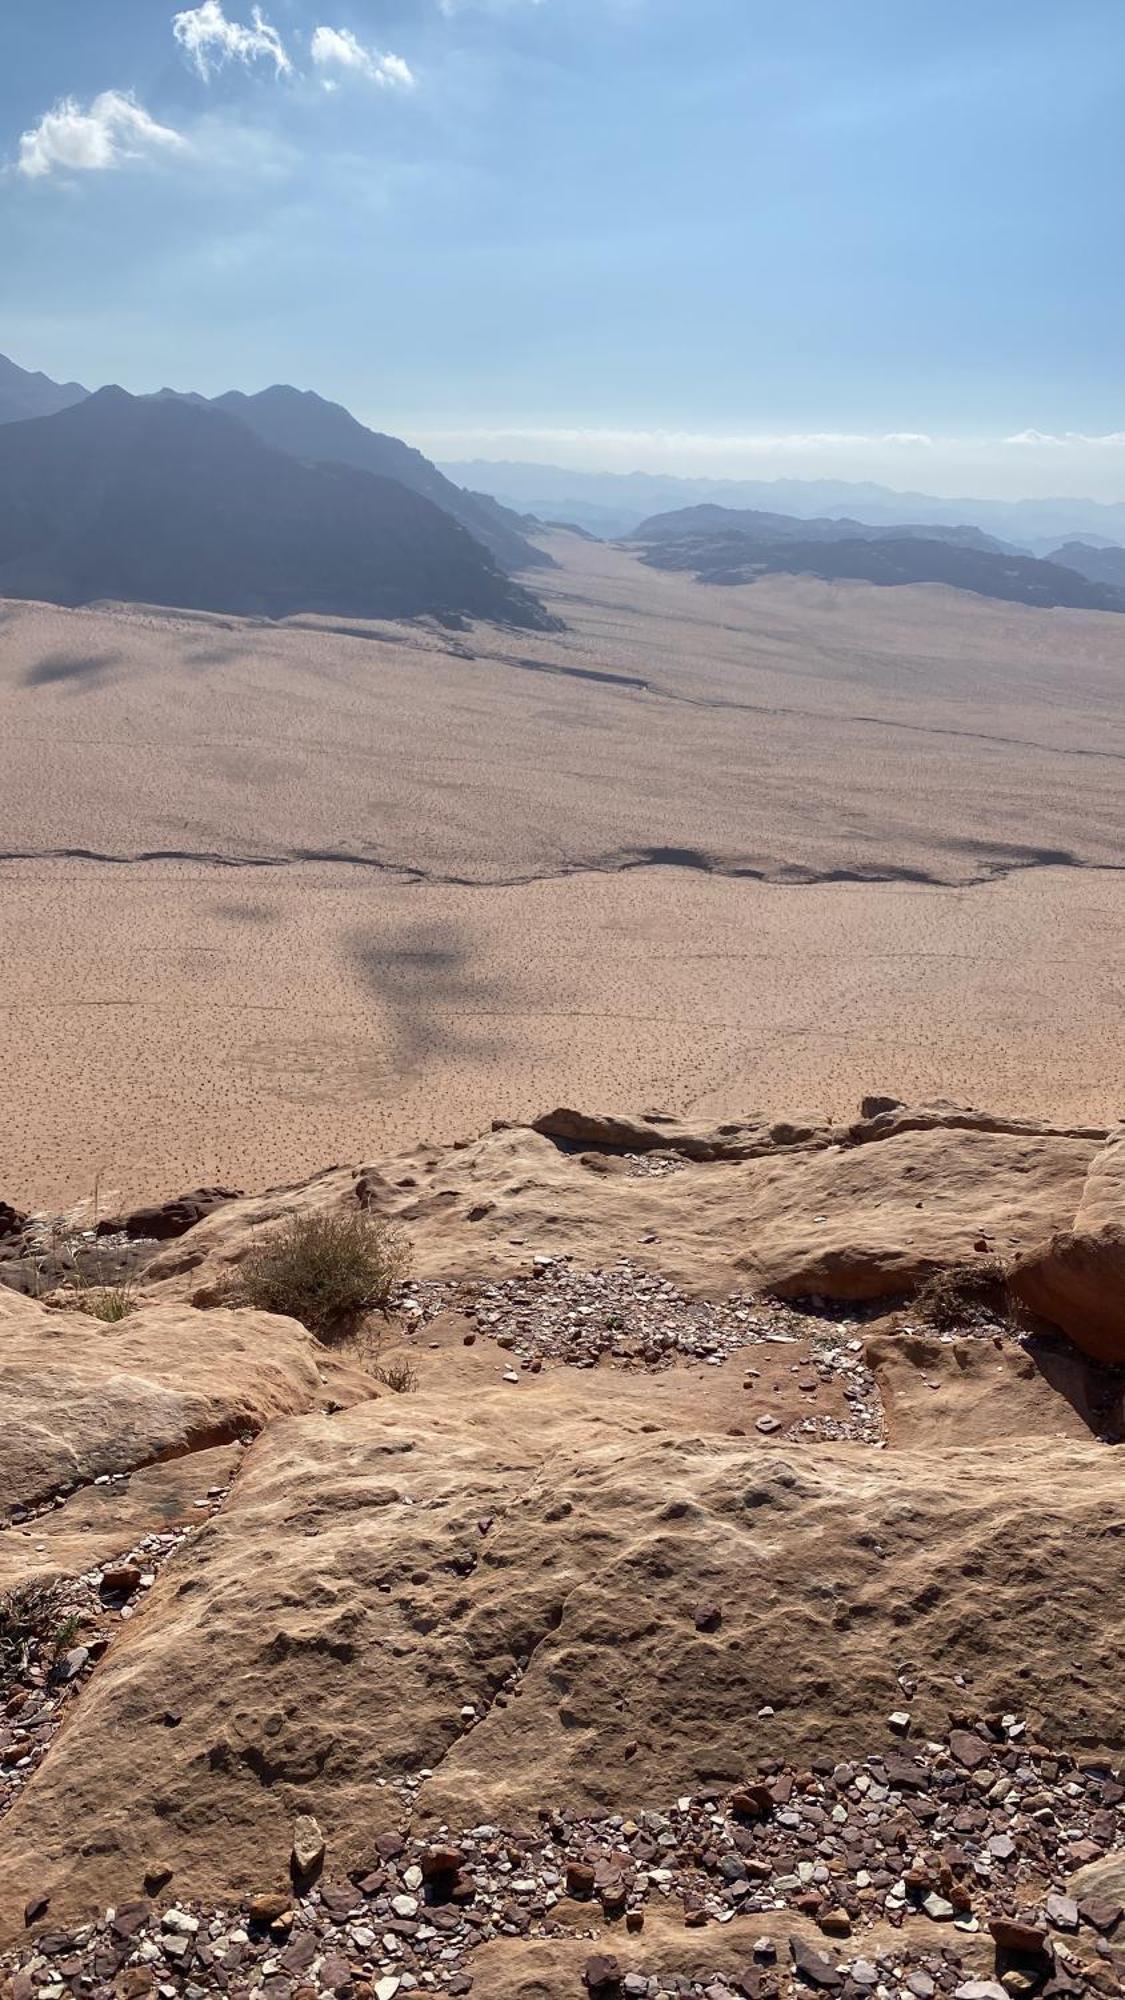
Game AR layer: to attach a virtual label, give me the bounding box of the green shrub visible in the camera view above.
[232,1210,410,1343]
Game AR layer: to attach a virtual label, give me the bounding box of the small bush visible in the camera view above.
[913,1258,1010,1332]
[374,1357,419,1394]
[0,1581,64,1686]
[232,1210,410,1343]
[78,1285,135,1322]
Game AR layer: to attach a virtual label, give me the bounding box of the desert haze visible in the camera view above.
[1,530,1122,1209]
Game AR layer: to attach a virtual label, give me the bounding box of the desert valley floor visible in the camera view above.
[1,532,1123,1208]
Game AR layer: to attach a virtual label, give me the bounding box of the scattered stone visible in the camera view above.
[291,1814,326,1882]
[789,1935,843,1988]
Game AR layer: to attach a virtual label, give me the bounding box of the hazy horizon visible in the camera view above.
[6,2,1125,503]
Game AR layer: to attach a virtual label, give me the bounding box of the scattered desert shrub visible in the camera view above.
[73,1284,135,1322]
[231,1210,410,1343]
[374,1357,419,1394]
[0,1581,67,1686]
[913,1258,1010,1332]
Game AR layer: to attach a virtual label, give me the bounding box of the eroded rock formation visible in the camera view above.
[0,1099,1121,1998]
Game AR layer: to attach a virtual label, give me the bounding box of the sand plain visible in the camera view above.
[1,532,1123,1208]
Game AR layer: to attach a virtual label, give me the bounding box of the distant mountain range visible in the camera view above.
[634,503,1016,556]
[0,354,552,627]
[0,386,553,627]
[1045,540,1125,588]
[441,458,1125,554]
[0,352,88,425]
[630,504,1125,614]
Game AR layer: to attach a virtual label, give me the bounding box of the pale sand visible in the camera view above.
[1,533,1123,1207]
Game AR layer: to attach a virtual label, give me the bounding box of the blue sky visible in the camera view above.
[3,0,1125,495]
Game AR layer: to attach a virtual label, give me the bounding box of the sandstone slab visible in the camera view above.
[0,1350,1120,1940]
[0,1289,327,1521]
[1010,1128,1125,1362]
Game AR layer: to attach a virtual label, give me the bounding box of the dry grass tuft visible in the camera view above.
[230,1210,411,1344]
[913,1258,1011,1332]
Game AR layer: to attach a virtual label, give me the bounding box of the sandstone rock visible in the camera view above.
[532,1107,827,1162]
[1010,1129,1125,1363]
[988,1917,1048,1954]
[97,1187,243,1242]
[291,1814,325,1881]
[140,1110,1097,1308]
[1,1351,1118,1943]
[248,1892,291,1925]
[0,1289,327,1520]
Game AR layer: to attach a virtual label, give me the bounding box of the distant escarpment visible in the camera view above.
[0,389,556,629]
[632,503,1125,612]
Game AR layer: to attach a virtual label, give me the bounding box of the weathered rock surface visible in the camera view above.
[1010,1127,1125,1362]
[95,1186,243,1242]
[866,1328,1122,1447]
[140,1100,1097,1308]
[0,1445,241,1593]
[0,1317,1120,1938]
[0,1288,328,1520]
[1,1100,1122,1994]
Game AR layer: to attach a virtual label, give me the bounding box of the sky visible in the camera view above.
[3,0,1125,497]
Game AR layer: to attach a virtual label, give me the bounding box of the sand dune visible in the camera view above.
[1,533,1122,1207]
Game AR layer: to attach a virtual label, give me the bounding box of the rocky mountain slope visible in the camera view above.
[205,387,550,576]
[0,1097,1121,1999]
[0,389,553,628]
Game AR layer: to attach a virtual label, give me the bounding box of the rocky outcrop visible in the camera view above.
[529,1107,827,1161]
[141,1099,1097,1309]
[1009,1128,1125,1362]
[0,1288,329,1520]
[95,1185,243,1242]
[0,1317,1120,1939]
[1,1100,1122,1995]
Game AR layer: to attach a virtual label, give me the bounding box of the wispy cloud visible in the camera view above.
[172,2,292,82]
[18,91,186,180]
[310,27,415,90]
[1004,428,1125,448]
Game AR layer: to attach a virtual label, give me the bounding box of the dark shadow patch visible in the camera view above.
[345,915,503,1071]
[22,649,121,689]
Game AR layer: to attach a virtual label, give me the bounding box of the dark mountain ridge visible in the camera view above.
[1045,541,1125,589]
[204,385,549,575]
[634,503,1016,556]
[632,507,1125,614]
[0,389,554,628]
[0,353,548,579]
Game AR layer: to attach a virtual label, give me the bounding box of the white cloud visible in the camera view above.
[18,91,186,180]
[310,27,415,89]
[172,2,291,82]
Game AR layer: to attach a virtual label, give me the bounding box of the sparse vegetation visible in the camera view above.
[913,1258,1011,1332]
[77,1285,135,1322]
[0,1581,66,1687]
[373,1356,419,1394]
[230,1209,410,1343]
